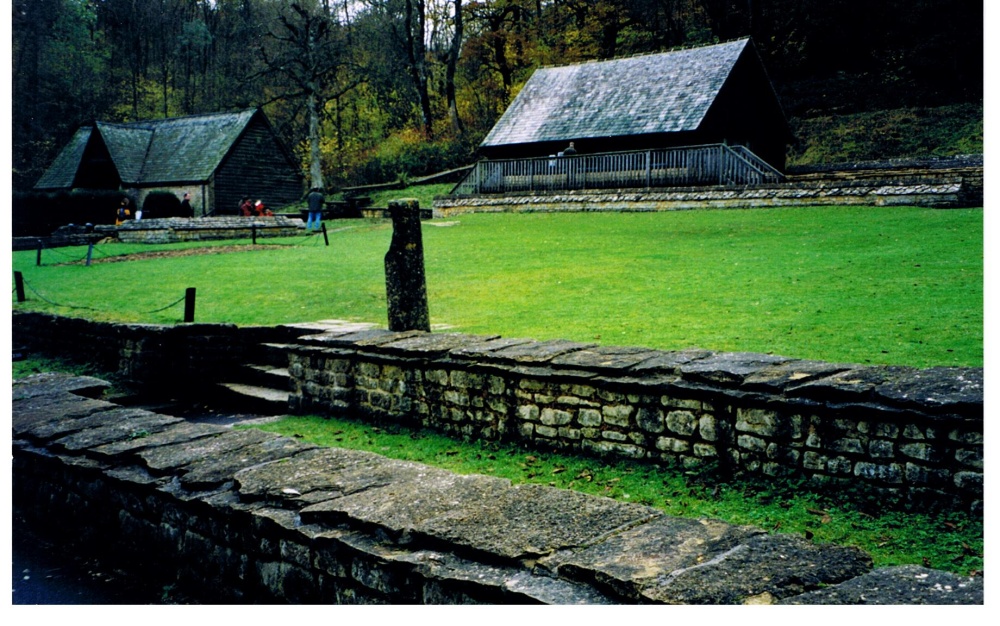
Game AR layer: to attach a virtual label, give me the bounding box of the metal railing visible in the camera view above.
[451,144,783,195]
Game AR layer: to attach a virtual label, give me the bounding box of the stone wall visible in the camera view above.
[11,311,313,395]
[12,372,984,604]
[434,158,983,216]
[11,311,984,513]
[116,215,305,244]
[284,330,983,514]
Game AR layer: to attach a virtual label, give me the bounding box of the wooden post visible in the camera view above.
[321,222,329,246]
[183,287,196,323]
[14,271,25,302]
[36,241,42,266]
[251,224,257,245]
[85,243,94,266]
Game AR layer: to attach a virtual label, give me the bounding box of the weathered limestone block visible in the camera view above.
[780,565,983,605]
[541,408,573,426]
[578,409,602,427]
[666,410,698,436]
[636,407,664,433]
[602,404,633,427]
[384,199,430,332]
[854,462,904,484]
[544,516,872,605]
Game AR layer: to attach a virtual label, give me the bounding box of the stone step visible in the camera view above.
[214,382,290,415]
[240,364,291,389]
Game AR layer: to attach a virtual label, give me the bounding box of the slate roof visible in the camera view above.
[480,39,751,148]
[33,127,92,189]
[36,109,260,189]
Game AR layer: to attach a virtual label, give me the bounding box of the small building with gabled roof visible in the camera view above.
[35,108,304,216]
[479,38,790,171]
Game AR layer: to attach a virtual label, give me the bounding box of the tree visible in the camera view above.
[256,1,355,189]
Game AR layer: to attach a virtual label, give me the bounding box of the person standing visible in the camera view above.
[116,196,132,225]
[180,192,194,217]
[306,187,324,231]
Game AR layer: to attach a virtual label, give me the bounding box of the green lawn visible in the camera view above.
[11,204,983,368]
[247,413,984,576]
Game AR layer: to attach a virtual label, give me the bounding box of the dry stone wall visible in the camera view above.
[10,311,984,513]
[115,215,305,244]
[12,372,984,604]
[285,329,983,514]
[434,157,983,216]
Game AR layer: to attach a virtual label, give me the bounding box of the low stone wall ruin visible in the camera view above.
[434,156,983,216]
[115,215,306,243]
[11,372,984,604]
[283,330,984,515]
[11,311,984,514]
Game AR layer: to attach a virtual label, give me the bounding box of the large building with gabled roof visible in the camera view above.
[479,38,790,171]
[35,108,304,216]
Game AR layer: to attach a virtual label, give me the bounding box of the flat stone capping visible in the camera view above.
[12,372,983,604]
[286,328,983,513]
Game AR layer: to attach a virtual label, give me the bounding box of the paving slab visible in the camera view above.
[488,339,598,364]
[17,405,153,442]
[136,427,278,473]
[545,515,872,603]
[177,436,320,489]
[641,532,872,604]
[297,458,478,527]
[740,359,853,393]
[413,483,662,561]
[300,471,514,543]
[779,564,983,605]
[13,393,119,436]
[89,421,230,459]
[12,372,111,400]
[628,349,715,376]
[550,345,663,373]
[676,351,796,387]
[53,411,183,452]
[235,447,388,506]
[786,365,914,403]
[448,336,537,359]
[376,332,500,357]
[872,366,983,416]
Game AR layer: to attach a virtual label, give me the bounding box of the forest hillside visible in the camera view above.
[12,0,983,192]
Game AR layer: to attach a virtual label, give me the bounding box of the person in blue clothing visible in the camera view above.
[306,187,324,231]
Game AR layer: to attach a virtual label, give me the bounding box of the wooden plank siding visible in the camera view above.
[214,117,304,215]
[454,144,782,195]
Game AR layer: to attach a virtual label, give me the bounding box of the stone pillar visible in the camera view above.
[385,199,430,332]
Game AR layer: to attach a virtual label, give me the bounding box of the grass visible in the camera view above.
[12,204,982,368]
[245,413,984,577]
[788,102,983,166]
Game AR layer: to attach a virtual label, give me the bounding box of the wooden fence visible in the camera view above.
[452,144,783,195]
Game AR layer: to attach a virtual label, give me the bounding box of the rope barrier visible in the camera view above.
[33,225,334,265]
[17,276,188,315]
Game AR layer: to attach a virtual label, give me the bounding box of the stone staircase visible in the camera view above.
[213,343,294,415]
[209,320,382,416]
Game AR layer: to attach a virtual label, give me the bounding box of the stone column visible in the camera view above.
[385,199,430,332]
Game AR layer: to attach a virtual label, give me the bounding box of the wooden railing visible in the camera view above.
[451,144,783,195]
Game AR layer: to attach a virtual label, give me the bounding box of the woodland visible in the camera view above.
[11,0,984,192]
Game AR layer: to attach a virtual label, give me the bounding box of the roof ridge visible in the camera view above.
[97,108,257,130]
[535,37,750,70]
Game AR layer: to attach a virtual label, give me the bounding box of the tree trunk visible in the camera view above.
[446,0,464,135]
[308,90,324,190]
